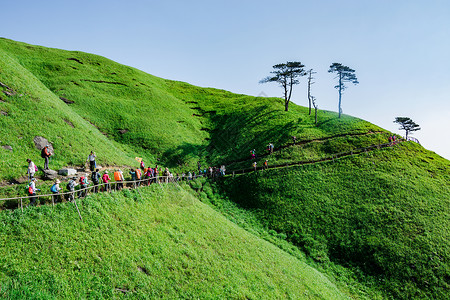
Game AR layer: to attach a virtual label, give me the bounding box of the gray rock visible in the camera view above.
[2,145,12,152]
[58,168,77,176]
[33,136,54,153]
[43,169,58,180]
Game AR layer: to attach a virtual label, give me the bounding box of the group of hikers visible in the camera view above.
[20,133,402,206]
[388,135,399,146]
[24,149,227,206]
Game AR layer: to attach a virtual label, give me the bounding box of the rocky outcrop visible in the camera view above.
[33,136,53,152]
[58,169,77,176]
[42,169,58,181]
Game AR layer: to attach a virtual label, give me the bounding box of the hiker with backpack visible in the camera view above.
[87,151,97,172]
[114,169,124,190]
[78,174,89,197]
[135,168,142,187]
[51,179,62,203]
[163,167,170,183]
[91,169,101,193]
[41,145,52,170]
[66,177,78,202]
[27,158,37,181]
[253,161,257,171]
[140,160,145,171]
[28,178,40,206]
[154,165,159,183]
[144,167,153,185]
[102,171,111,192]
[220,165,226,176]
[129,169,137,188]
[264,160,269,170]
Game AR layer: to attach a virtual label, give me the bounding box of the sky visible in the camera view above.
[2,0,450,159]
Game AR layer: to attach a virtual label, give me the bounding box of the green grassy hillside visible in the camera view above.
[0,184,345,299]
[0,43,138,181]
[218,142,450,299]
[0,38,449,299]
[0,37,385,180]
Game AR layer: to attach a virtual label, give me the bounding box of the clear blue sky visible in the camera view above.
[3,0,450,159]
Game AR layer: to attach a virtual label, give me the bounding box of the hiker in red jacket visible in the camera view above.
[41,145,52,170]
[102,170,111,192]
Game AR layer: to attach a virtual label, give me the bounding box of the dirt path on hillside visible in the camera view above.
[0,165,133,187]
[223,130,386,166]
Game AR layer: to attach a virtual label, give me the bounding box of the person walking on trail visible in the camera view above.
[51,179,62,203]
[292,136,297,145]
[154,165,159,183]
[78,174,89,197]
[163,167,170,183]
[145,167,154,185]
[129,169,137,188]
[27,158,37,181]
[264,160,268,170]
[41,145,52,170]
[28,178,40,206]
[66,177,78,202]
[87,151,97,172]
[253,161,257,171]
[102,171,111,192]
[220,165,226,176]
[91,169,101,193]
[140,160,145,171]
[135,168,142,187]
[114,169,124,190]
[268,143,274,154]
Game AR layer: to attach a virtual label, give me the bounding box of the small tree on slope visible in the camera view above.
[394,117,421,140]
[260,61,307,112]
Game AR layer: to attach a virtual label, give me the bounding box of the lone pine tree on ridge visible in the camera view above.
[328,63,359,118]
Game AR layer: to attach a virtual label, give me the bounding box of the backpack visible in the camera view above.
[91,172,99,182]
[34,165,38,172]
[67,181,74,190]
[41,148,46,158]
[51,184,58,193]
[80,176,88,185]
[114,172,121,181]
[28,186,33,195]
[136,169,141,180]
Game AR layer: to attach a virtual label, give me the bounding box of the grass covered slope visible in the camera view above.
[0,38,207,173]
[0,185,345,299]
[165,80,385,165]
[0,38,386,178]
[0,47,138,181]
[219,142,450,299]
[1,38,449,299]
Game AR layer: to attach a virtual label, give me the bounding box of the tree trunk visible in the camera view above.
[307,70,312,115]
[283,82,288,112]
[338,73,342,118]
[315,107,318,125]
[286,79,294,112]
